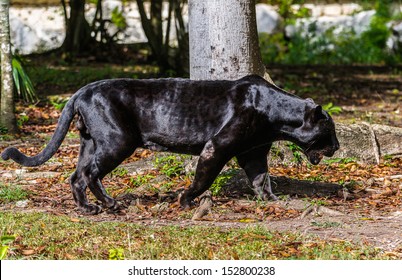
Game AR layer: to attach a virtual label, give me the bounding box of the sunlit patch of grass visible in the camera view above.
[0,212,390,260]
[0,184,30,203]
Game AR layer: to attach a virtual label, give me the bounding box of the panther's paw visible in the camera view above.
[178,192,195,210]
[257,192,279,202]
[266,193,279,201]
[80,204,102,215]
[106,201,126,214]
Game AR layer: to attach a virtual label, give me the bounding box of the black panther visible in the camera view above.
[2,75,339,214]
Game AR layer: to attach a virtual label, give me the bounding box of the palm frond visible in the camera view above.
[12,56,38,103]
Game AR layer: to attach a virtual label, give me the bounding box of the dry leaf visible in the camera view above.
[22,249,35,256]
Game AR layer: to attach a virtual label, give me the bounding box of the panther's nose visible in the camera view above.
[333,137,340,151]
[335,140,340,151]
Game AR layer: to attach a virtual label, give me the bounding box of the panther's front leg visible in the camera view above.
[236,145,278,201]
[179,140,230,209]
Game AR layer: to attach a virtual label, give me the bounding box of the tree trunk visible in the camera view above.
[136,0,188,74]
[0,0,17,133]
[188,0,273,82]
[62,0,93,56]
[136,0,170,71]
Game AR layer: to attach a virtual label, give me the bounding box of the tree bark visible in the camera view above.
[136,0,170,71]
[62,0,93,56]
[136,0,188,74]
[0,0,17,133]
[188,0,273,82]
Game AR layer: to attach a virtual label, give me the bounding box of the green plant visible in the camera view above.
[110,167,128,177]
[108,248,125,260]
[130,173,156,187]
[259,0,402,66]
[323,157,357,165]
[153,155,185,178]
[12,56,38,103]
[0,184,29,203]
[16,113,29,128]
[259,33,287,65]
[0,235,16,260]
[311,221,341,228]
[305,198,328,207]
[306,174,324,182]
[210,169,238,196]
[49,96,69,111]
[0,125,8,134]
[275,0,310,25]
[287,142,303,164]
[111,7,127,30]
[158,181,175,192]
[322,102,342,116]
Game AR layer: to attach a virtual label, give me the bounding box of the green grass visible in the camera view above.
[210,169,238,196]
[311,221,342,228]
[153,155,187,178]
[0,212,388,260]
[0,184,30,203]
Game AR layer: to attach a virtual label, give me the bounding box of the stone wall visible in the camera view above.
[8,2,402,55]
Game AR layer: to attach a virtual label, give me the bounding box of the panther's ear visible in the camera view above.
[313,105,326,122]
[306,105,326,123]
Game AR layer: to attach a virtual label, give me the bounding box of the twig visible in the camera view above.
[374,175,402,182]
[192,191,213,221]
[300,205,345,219]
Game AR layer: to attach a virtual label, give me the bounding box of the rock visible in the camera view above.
[150,202,169,214]
[16,200,29,208]
[351,10,376,34]
[289,10,376,38]
[334,123,402,163]
[9,6,64,54]
[255,4,281,34]
[123,159,156,176]
[334,123,376,162]
[372,124,402,158]
[387,21,402,51]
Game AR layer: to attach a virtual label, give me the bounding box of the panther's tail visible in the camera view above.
[1,94,79,167]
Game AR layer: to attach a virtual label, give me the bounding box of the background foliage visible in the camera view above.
[259,0,402,65]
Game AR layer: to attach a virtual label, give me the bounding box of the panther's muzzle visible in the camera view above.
[304,138,340,165]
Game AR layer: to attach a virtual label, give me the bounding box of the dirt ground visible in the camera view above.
[0,65,401,255]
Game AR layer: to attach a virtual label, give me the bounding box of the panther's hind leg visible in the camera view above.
[73,108,140,214]
[85,137,138,213]
[70,136,103,214]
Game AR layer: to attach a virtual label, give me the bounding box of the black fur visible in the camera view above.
[1,75,339,214]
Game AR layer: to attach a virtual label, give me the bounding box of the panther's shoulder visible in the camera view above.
[238,74,267,84]
[237,75,278,90]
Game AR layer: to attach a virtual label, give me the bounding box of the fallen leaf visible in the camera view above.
[22,249,35,256]
[238,218,258,223]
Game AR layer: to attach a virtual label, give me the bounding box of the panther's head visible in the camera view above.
[298,103,340,165]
